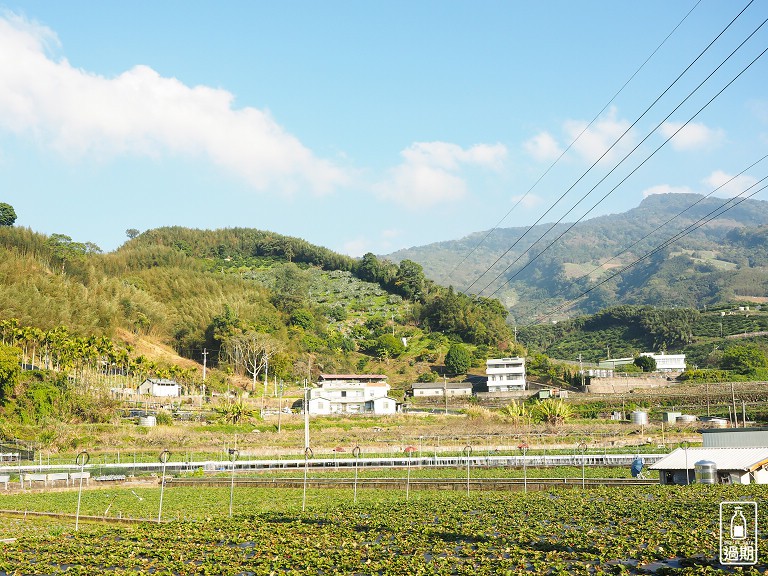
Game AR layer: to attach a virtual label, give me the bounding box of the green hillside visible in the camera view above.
[519,303,768,370]
[387,193,768,323]
[0,225,516,397]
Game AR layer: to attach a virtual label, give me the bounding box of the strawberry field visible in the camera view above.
[1,484,767,574]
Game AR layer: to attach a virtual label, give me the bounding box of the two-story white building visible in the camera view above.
[485,357,526,392]
[307,374,398,416]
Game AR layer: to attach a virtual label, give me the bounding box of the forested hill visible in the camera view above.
[386,193,768,323]
[0,225,515,387]
[125,227,357,271]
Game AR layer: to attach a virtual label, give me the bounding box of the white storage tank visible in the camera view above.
[630,410,649,425]
[138,415,157,427]
[676,414,697,424]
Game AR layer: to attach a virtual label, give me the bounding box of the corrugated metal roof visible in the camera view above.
[650,447,768,472]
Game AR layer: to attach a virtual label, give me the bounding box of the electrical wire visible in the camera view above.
[464,0,758,294]
[446,0,704,284]
[536,178,768,323]
[483,20,768,297]
[541,154,768,305]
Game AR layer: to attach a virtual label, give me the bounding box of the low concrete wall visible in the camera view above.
[587,375,681,394]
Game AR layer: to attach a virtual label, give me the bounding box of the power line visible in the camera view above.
[537,178,768,323]
[447,0,704,285]
[539,154,768,308]
[464,0,758,294]
[483,17,768,297]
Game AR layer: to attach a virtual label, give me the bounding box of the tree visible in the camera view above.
[0,344,21,403]
[126,228,140,239]
[223,331,282,392]
[373,334,405,360]
[720,345,768,375]
[444,343,471,375]
[394,259,426,302]
[633,355,657,373]
[0,203,17,227]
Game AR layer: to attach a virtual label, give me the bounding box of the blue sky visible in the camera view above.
[1,1,766,257]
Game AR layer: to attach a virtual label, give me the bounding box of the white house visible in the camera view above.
[137,378,180,397]
[307,374,398,416]
[599,352,686,372]
[640,352,686,372]
[409,382,473,397]
[485,357,526,392]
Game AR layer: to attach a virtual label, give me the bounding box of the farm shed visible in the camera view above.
[137,378,181,397]
[650,447,768,485]
[701,427,768,448]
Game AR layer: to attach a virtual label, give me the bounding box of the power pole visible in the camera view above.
[578,354,585,388]
[202,348,208,382]
[444,374,448,415]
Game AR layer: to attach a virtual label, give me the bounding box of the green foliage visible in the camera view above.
[531,398,574,427]
[520,305,700,362]
[416,371,437,382]
[155,410,173,425]
[444,343,471,375]
[0,202,17,226]
[0,344,21,403]
[2,484,765,573]
[289,308,314,330]
[720,344,768,375]
[421,287,511,346]
[633,355,656,372]
[372,334,405,359]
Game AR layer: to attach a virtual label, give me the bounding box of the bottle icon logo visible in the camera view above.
[730,506,747,540]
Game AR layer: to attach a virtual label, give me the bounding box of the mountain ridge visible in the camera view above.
[385,193,768,323]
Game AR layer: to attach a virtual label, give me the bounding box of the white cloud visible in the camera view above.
[659,121,724,150]
[563,107,633,164]
[510,193,543,208]
[376,141,507,209]
[0,14,347,194]
[641,184,694,198]
[703,170,759,197]
[341,237,369,258]
[523,132,562,162]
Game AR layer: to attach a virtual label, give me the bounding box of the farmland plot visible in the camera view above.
[0,485,766,574]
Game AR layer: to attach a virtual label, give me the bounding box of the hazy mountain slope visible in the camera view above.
[386,194,768,323]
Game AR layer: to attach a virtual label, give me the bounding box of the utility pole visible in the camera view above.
[444,374,448,415]
[202,348,208,382]
[514,326,517,344]
[578,354,585,389]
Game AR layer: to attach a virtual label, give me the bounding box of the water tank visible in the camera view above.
[630,410,649,425]
[695,460,718,484]
[138,415,157,427]
[676,414,697,424]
